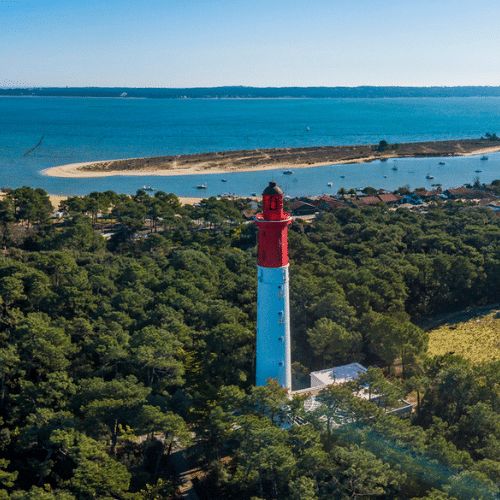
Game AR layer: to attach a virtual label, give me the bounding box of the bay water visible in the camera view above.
[1,96,500,198]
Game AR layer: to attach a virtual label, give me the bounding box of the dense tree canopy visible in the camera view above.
[0,188,499,498]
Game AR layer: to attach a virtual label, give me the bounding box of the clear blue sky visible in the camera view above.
[1,0,499,88]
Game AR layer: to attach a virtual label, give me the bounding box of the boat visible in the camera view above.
[251,192,257,196]
[142,186,156,191]
[222,179,227,182]
[196,183,207,189]
[306,126,310,132]
[283,170,294,175]
[392,166,398,171]
[384,175,387,178]
[327,182,333,186]
[475,170,482,173]
[426,175,434,179]
[340,175,345,178]
[481,155,488,160]
[439,161,446,165]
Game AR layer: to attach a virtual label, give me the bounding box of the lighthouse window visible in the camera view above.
[262,251,266,261]
[270,196,278,210]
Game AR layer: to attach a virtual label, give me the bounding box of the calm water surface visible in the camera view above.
[1,96,500,197]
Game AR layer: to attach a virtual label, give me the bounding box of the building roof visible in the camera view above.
[416,190,442,198]
[362,196,382,205]
[445,187,491,199]
[325,198,349,208]
[310,362,367,386]
[378,193,400,203]
[350,199,367,207]
[290,200,315,210]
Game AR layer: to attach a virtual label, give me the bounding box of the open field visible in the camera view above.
[424,305,500,364]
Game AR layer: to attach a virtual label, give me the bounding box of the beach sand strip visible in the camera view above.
[42,140,500,179]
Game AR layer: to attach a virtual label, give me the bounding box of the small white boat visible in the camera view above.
[426,175,434,179]
[222,179,227,182]
[142,186,156,191]
[340,175,345,178]
[306,126,310,131]
[327,182,333,186]
[196,183,207,189]
[251,192,257,196]
[439,161,445,165]
[283,170,294,175]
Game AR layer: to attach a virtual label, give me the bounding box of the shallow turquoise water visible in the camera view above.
[1,96,499,196]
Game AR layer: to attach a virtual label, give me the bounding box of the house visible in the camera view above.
[349,196,385,207]
[362,196,383,205]
[445,187,491,199]
[313,196,349,211]
[310,362,367,388]
[290,201,318,216]
[378,193,401,204]
[350,198,368,207]
[292,363,413,419]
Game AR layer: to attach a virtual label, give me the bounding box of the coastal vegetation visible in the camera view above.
[1,187,500,498]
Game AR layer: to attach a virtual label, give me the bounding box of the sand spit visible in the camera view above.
[42,140,500,179]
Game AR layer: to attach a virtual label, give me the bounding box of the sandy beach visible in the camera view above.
[42,159,291,178]
[0,192,204,212]
[48,194,203,209]
[42,140,500,179]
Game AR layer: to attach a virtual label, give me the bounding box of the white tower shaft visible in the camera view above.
[256,264,291,389]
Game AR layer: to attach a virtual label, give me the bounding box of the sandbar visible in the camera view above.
[42,140,500,179]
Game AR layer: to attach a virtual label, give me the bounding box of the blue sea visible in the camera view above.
[1,96,500,198]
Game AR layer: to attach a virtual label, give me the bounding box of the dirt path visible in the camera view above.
[170,447,200,500]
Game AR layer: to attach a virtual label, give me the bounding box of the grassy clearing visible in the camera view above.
[425,305,500,364]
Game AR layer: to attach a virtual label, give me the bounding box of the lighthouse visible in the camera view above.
[254,181,292,389]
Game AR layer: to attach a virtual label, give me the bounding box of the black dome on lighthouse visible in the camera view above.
[263,181,283,195]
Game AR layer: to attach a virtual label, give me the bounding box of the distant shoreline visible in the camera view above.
[4,85,500,100]
[42,139,500,179]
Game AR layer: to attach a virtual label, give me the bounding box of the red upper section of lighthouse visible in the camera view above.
[254,182,292,268]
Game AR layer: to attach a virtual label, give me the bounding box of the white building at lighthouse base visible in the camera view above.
[256,264,291,389]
